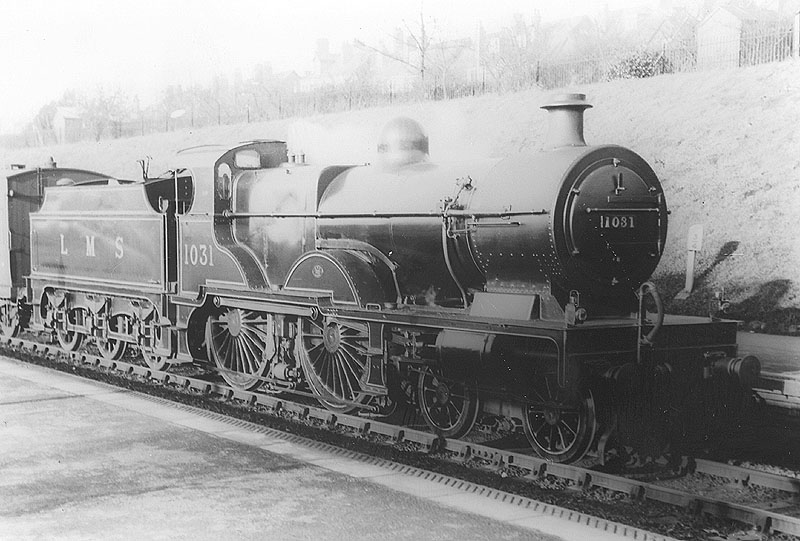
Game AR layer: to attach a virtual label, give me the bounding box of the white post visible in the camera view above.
[675,224,704,300]
[794,11,800,60]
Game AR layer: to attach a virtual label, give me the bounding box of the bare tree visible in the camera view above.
[80,87,130,141]
[428,37,472,97]
[343,57,376,109]
[479,14,548,91]
[354,1,435,94]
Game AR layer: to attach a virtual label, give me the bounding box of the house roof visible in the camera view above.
[700,3,785,26]
[53,106,81,121]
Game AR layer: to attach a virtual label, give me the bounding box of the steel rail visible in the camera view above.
[3,335,800,537]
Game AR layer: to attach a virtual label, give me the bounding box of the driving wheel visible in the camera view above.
[296,316,372,413]
[206,307,274,390]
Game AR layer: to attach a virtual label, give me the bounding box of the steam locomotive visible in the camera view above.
[0,94,759,463]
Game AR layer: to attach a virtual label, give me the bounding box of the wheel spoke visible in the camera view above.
[448,399,464,420]
[240,335,260,371]
[557,426,568,451]
[336,352,355,393]
[333,352,348,398]
[560,419,578,438]
[308,319,325,333]
[218,333,232,361]
[340,341,369,361]
[242,323,271,342]
[233,338,243,373]
[339,347,365,377]
[445,403,459,427]
[239,340,250,373]
[232,340,245,374]
[334,353,346,395]
[223,339,233,370]
[529,386,547,403]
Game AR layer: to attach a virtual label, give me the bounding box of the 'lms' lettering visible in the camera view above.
[85,236,96,257]
[115,236,124,259]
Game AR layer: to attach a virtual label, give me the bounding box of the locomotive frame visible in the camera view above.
[0,94,760,463]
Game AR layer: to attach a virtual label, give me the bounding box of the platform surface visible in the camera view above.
[0,357,647,541]
[738,332,800,376]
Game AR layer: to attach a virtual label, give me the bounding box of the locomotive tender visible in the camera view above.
[1,94,760,462]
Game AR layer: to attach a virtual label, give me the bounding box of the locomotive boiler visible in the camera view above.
[316,96,667,318]
[6,93,760,463]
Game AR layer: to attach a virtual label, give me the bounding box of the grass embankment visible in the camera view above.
[4,62,799,333]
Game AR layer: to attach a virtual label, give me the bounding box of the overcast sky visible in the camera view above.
[0,0,665,133]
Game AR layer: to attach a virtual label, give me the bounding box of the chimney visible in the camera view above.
[540,93,593,149]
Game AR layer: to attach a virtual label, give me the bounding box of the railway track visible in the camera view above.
[3,334,800,539]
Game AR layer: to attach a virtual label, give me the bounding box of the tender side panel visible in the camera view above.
[30,214,168,290]
[29,183,171,292]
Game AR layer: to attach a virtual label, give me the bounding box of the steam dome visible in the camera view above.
[377,117,429,169]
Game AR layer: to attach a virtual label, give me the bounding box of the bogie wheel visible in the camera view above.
[296,316,372,413]
[57,308,86,352]
[523,375,597,463]
[139,321,169,371]
[206,307,274,390]
[97,314,129,361]
[417,367,480,438]
[0,301,20,338]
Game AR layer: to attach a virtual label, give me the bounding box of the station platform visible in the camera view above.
[0,357,656,541]
[738,332,800,404]
[738,332,800,376]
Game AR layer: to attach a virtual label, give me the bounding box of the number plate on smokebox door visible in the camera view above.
[599,215,635,229]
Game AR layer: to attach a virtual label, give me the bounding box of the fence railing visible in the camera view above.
[5,22,797,149]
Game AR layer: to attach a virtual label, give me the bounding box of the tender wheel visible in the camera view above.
[57,308,86,352]
[417,367,480,438]
[523,375,597,463]
[139,321,169,371]
[0,301,20,338]
[206,307,274,390]
[296,317,371,413]
[97,314,129,361]
[140,347,169,371]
